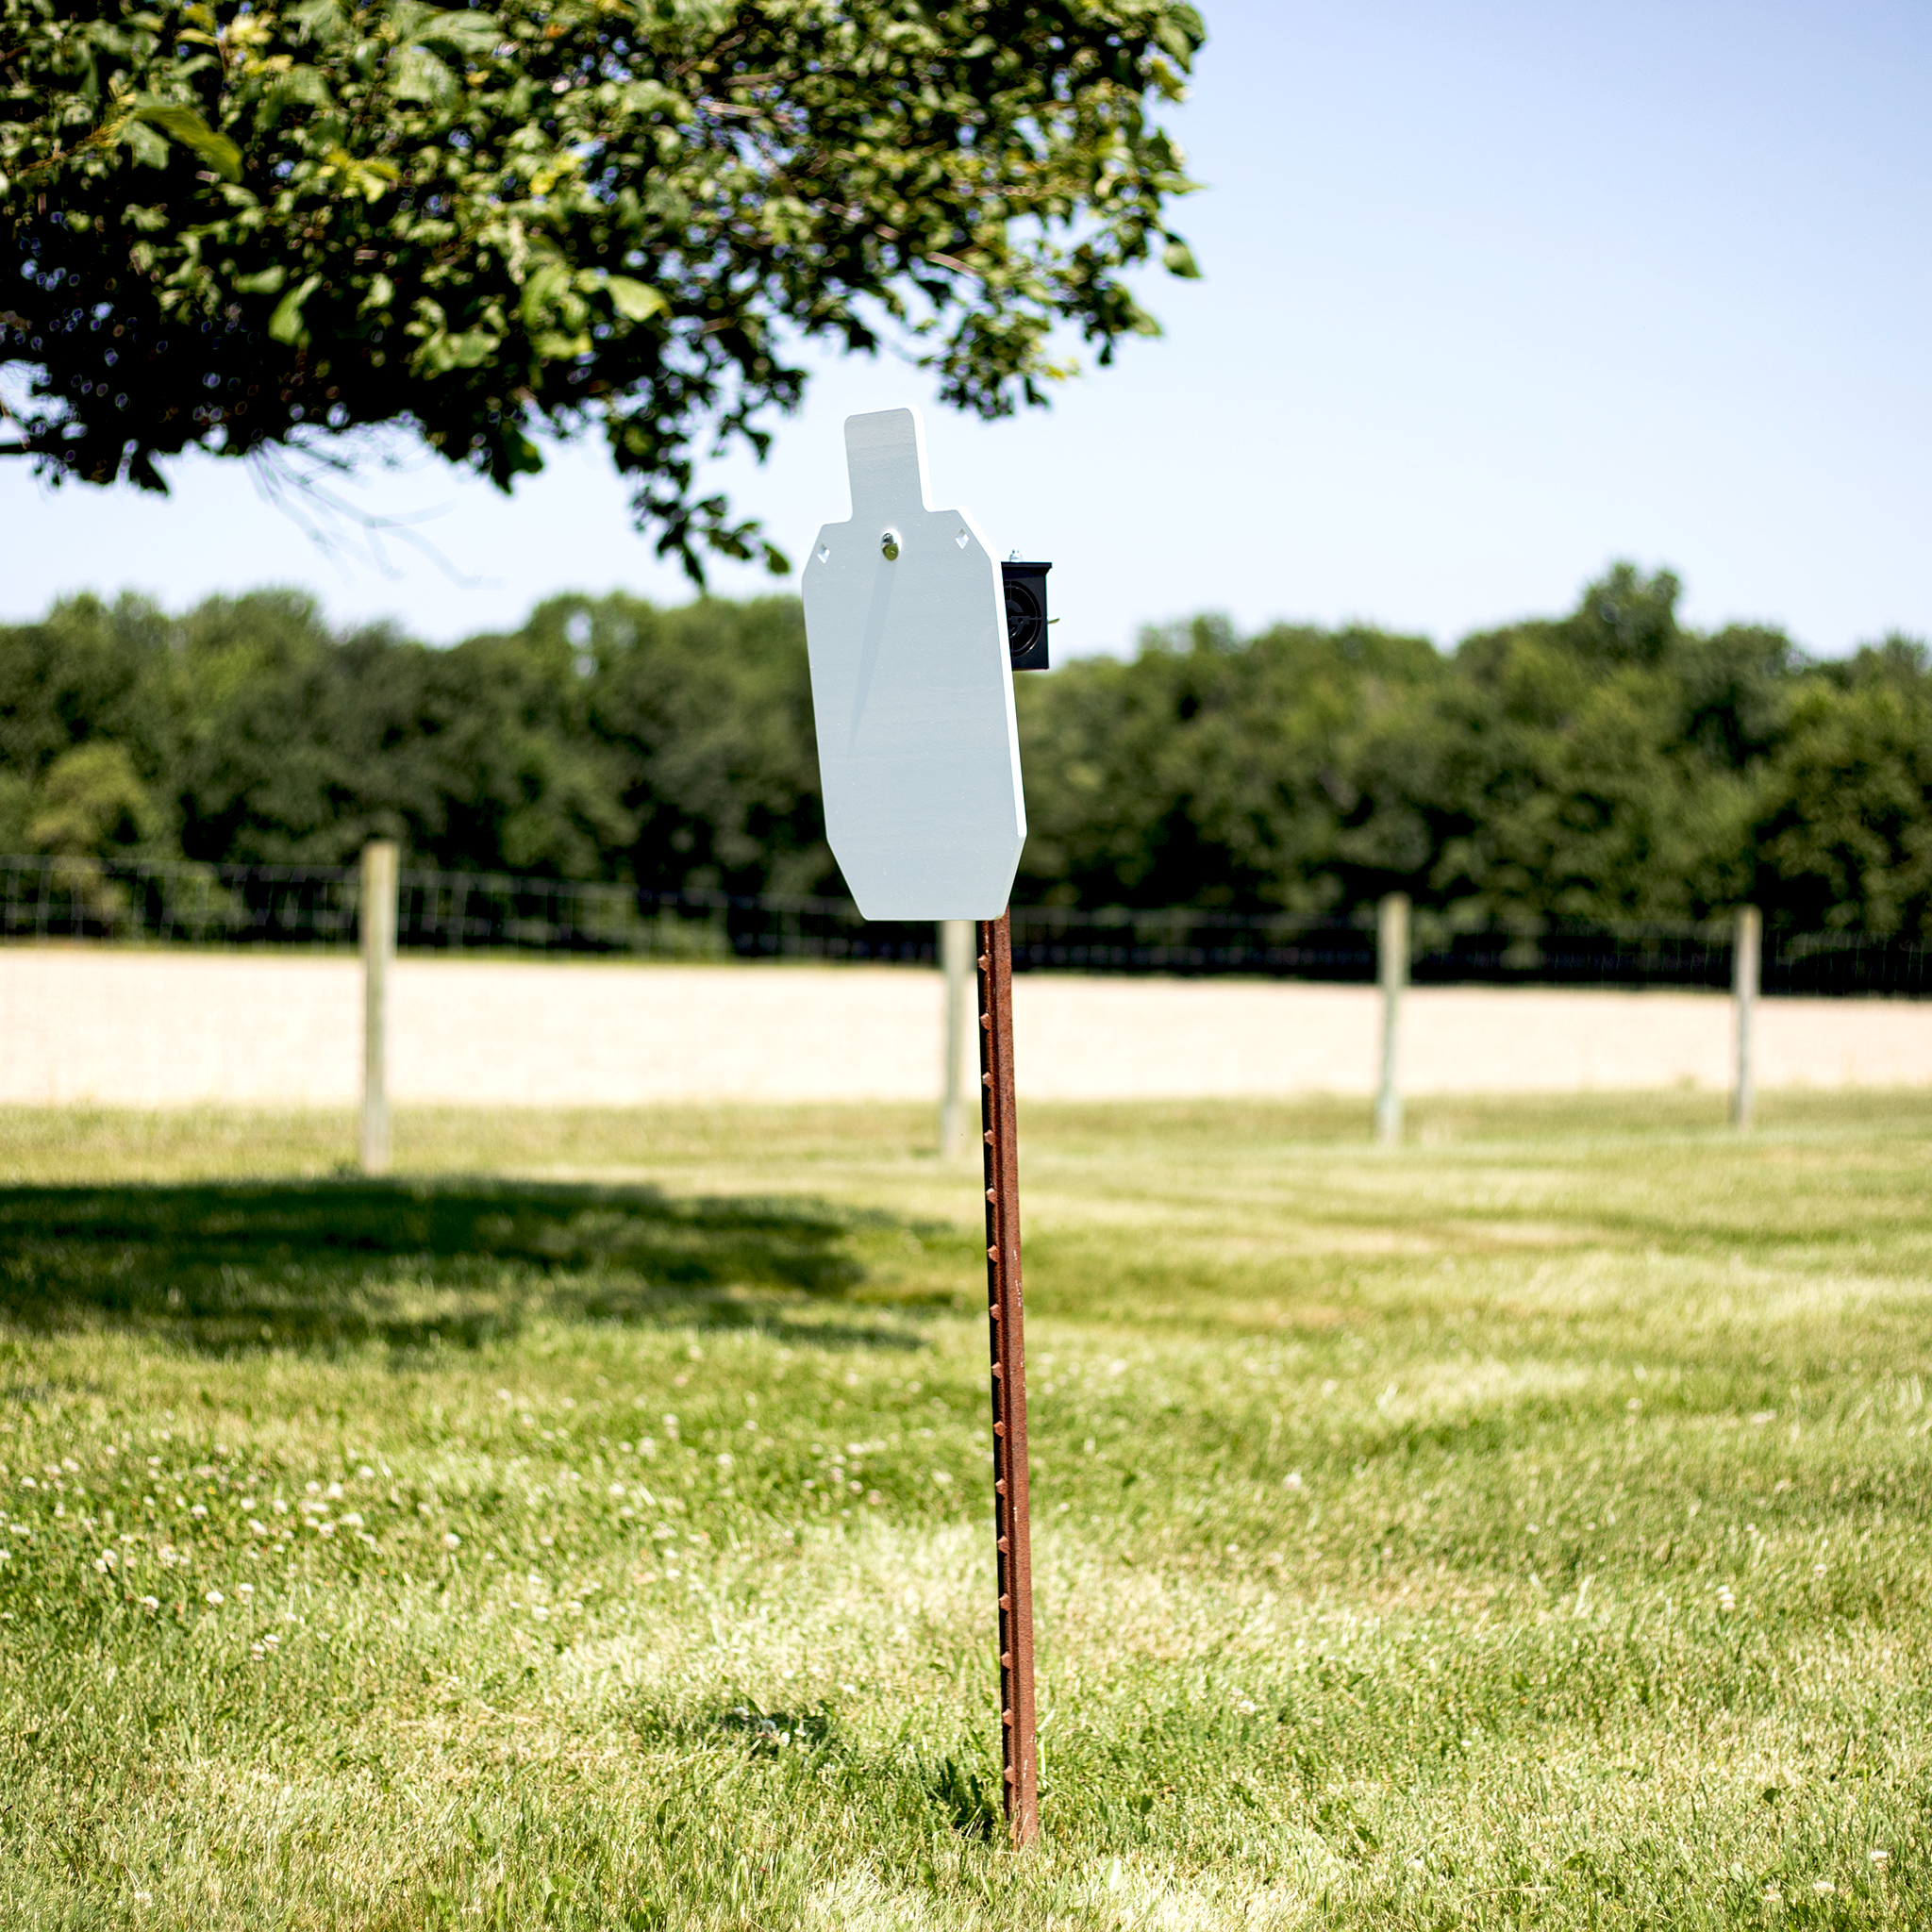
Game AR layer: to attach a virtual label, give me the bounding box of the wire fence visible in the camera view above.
[1002,906,1930,995]
[2,855,1926,996]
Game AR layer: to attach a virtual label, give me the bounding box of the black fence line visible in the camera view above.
[0,855,1924,997]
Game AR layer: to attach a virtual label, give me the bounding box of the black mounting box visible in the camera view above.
[1001,560,1053,671]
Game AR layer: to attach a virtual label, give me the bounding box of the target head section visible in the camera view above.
[801,408,1026,921]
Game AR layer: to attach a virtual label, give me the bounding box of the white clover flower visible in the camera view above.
[443,1532,461,1549]
[338,1513,364,1529]
[205,1590,225,1607]
[1870,1850,1890,1868]
[238,1583,254,1597]
[1814,1880,1835,1894]
[248,1521,267,1536]
[140,1595,159,1611]
[1716,1584,1737,1612]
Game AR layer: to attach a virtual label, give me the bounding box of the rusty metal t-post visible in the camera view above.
[977,909,1039,1847]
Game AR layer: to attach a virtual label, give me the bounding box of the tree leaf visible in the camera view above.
[412,327,500,375]
[518,260,572,328]
[269,275,323,345]
[290,0,351,42]
[408,9,504,58]
[604,276,668,323]
[131,104,242,182]
[392,45,457,102]
[320,148,401,201]
[274,65,336,108]
[120,121,171,170]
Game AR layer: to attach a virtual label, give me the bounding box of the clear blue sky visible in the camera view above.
[5,0,1928,658]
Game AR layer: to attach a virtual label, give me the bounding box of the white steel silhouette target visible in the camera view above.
[800,407,1025,920]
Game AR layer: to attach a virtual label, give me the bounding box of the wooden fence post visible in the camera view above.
[360,840,399,1175]
[1375,892,1408,1146]
[1732,904,1760,1131]
[939,918,973,1156]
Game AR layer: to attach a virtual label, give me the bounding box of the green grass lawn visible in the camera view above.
[2,1091,1929,1929]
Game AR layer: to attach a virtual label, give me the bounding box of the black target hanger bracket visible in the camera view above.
[1002,560,1053,671]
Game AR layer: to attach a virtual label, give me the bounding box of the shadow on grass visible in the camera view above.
[644,1701,1004,1843]
[0,1177,903,1354]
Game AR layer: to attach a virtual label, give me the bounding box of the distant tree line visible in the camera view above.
[2,563,1927,937]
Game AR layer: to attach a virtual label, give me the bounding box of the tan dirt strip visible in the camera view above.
[3,946,1928,1108]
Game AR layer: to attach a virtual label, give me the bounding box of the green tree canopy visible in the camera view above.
[25,740,156,856]
[1,0,1202,575]
[4,568,1928,938]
